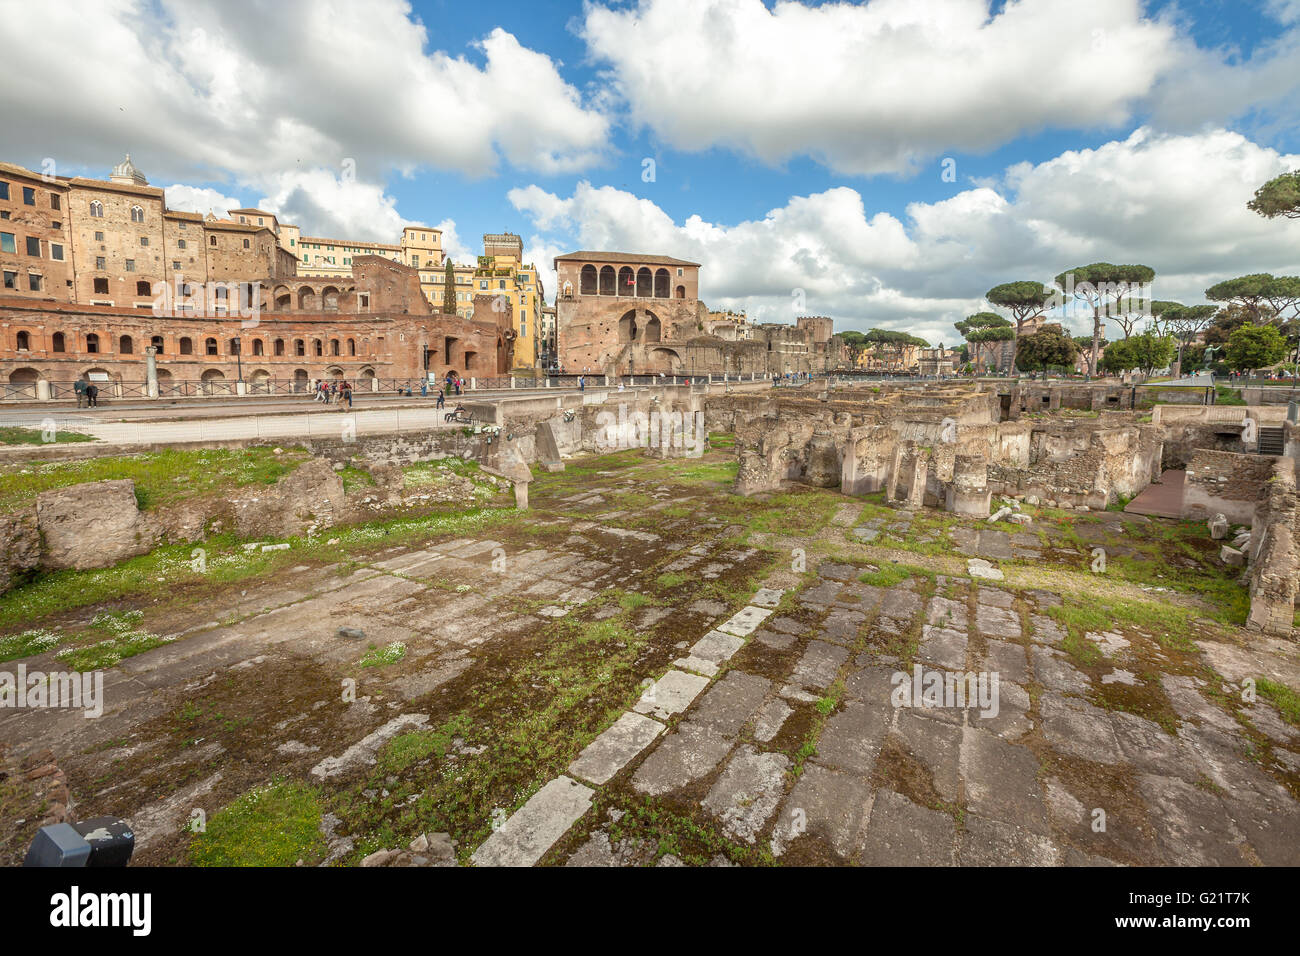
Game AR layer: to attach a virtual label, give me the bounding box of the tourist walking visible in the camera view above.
[342,380,353,409]
[73,378,87,408]
[436,387,445,409]
[85,383,99,407]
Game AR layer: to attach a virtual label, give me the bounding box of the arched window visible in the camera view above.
[295,339,305,357]
[86,333,100,353]
[618,266,634,294]
[252,339,264,356]
[228,338,241,355]
[130,205,144,223]
[330,339,340,356]
[274,338,285,356]
[205,337,218,356]
[599,265,615,295]
[89,200,103,218]
[209,235,217,246]
[179,337,193,355]
[151,335,164,353]
[654,269,670,298]
[580,264,597,295]
[347,338,356,356]
[636,267,652,297]
[314,339,323,356]
[52,332,66,353]
[16,330,30,350]
[119,335,133,354]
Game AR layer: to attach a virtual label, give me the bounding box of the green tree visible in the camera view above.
[1127,332,1176,376]
[1205,273,1300,324]
[1014,323,1077,373]
[986,280,1053,367]
[1247,170,1300,220]
[954,312,1013,373]
[441,259,456,316]
[1101,338,1138,374]
[1055,262,1155,374]
[1226,323,1288,379]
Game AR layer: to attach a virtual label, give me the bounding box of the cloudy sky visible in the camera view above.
[2,0,1298,346]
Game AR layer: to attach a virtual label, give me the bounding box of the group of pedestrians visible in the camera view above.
[312,378,353,409]
[72,378,99,407]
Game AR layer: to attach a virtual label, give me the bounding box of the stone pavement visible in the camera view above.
[535,558,1300,866]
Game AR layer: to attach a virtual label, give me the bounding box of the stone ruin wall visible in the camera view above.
[1246,457,1299,636]
[1182,449,1277,525]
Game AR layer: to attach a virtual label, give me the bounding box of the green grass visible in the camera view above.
[0,446,314,514]
[188,780,326,867]
[1258,678,1300,727]
[655,572,689,589]
[0,505,517,633]
[0,426,95,445]
[359,641,407,668]
[1214,385,1246,406]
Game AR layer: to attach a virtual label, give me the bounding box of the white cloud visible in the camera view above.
[511,128,1300,347]
[581,0,1178,176]
[0,0,609,240]
[160,185,243,220]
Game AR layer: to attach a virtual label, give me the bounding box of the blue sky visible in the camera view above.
[1,0,1297,344]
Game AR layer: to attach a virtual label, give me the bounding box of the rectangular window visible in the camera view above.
[0,232,13,253]
[125,259,135,272]
[50,194,60,210]
[28,273,41,291]
[25,236,40,257]
[140,236,149,246]
[50,220,60,230]
[172,261,181,270]
[2,270,14,288]
[178,239,186,249]
[95,256,105,269]
[50,243,64,261]
[22,186,35,205]
[94,231,104,241]
[0,182,8,200]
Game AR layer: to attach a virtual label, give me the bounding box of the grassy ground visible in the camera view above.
[0,426,96,445]
[0,446,314,513]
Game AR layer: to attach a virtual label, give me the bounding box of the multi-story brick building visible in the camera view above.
[0,161,74,302]
[1,256,516,395]
[553,251,842,377]
[1,156,292,309]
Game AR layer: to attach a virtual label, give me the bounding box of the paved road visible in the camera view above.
[0,386,589,427]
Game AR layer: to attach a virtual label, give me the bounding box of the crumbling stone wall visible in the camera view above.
[1246,458,1298,636]
[1182,449,1275,524]
[35,479,161,571]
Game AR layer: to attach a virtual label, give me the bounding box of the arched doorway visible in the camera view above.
[618,309,639,342]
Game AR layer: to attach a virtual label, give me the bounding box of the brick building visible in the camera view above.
[1,256,515,396]
[553,250,842,376]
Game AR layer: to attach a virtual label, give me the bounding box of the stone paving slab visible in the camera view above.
[814,701,891,775]
[1138,773,1245,866]
[752,698,794,742]
[717,605,773,638]
[926,596,968,630]
[631,724,735,796]
[702,745,790,843]
[687,629,745,666]
[1030,646,1090,694]
[771,763,872,859]
[894,709,962,802]
[569,712,666,785]
[633,669,711,721]
[859,789,955,866]
[960,813,1059,866]
[1039,693,1124,764]
[472,776,594,867]
[975,604,1022,639]
[917,626,968,671]
[961,725,1048,832]
[789,640,850,691]
[683,671,772,736]
[751,588,784,608]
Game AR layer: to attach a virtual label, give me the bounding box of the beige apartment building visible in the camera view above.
[418,233,544,371]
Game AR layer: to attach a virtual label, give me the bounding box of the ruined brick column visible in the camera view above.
[946,454,991,517]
